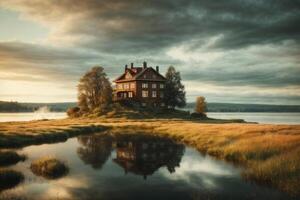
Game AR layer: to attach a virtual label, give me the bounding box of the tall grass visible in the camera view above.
[30,156,69,179]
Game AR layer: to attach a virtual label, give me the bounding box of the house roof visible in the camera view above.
[114,66,166,83]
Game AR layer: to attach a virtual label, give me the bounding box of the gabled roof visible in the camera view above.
[114,66,166,83]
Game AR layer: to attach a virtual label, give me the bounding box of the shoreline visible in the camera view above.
[0,117,299,195]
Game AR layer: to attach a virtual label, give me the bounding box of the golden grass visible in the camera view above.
[0,117,300,194]
[30,156,69,179]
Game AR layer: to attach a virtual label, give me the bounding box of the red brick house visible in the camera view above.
[113,62,166,107]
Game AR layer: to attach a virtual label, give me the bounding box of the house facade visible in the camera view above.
[113,62,166,107]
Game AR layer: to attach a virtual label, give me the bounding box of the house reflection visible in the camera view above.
[112,135,185,179]
[77,134,113,169]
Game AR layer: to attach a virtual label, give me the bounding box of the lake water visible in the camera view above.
[207,112,300,124]
[0,112,300,124]
[0,133,297,200]
[0,112,67,122]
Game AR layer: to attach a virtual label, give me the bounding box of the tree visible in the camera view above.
[164,66,186,109]
[77,66,112,114]
[195,96,207,114]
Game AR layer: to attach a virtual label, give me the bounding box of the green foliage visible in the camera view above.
[164,66,186,109]
[77,66,112,115]
[0,101,32,112]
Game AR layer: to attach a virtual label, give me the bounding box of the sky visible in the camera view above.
[0,0,299,104]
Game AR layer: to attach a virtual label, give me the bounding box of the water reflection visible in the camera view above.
[0,133,297,200]
[77,134,113,169]
[77,134,185,178]
[112,135,185,179]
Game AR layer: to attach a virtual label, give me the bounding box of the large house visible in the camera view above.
[113,62,166,107]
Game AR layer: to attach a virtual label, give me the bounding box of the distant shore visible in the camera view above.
[0,117,299,195]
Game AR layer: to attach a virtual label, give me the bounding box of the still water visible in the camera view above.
[0,112,300,124]
[0,133,296,200]
[0,112,67,122]
[207,112,300,124]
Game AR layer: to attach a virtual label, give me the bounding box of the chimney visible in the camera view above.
[125,64,128,71]
[156,66,159,72]
[131,63,134,69]
[143,61,147,69]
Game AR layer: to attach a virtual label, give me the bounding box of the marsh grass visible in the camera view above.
[0,151,26,166]
[0,117,299,195]
[30,156,69,179]
[0,169,24,191]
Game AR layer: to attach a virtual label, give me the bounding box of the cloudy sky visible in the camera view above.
[0,0,299,104]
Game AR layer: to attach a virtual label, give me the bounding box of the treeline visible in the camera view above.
[186,102,300,112]
[0,101,76,112]
[0,101,32,112]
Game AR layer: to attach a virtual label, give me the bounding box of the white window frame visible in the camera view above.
[152,83,156,89]
[124,83,129,89]
[142,90,148,98]
[142,83,148,89]
[160,84,164,89]
[128,92,133,98]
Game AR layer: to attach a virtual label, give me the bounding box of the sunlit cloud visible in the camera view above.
[0,0,299,103]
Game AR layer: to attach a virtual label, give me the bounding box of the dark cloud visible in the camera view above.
[0,0,299,103]
[2,0,300,53]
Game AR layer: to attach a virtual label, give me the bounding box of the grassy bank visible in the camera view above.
[0,117,299,195]
[103,121,300,195]
[0,118,108,148]
[0,169,24,191]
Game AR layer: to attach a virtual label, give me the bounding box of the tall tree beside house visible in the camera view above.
[164,66,186,109]
[77,66,112,114]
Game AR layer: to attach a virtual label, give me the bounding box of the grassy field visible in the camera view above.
[0,117,299,195]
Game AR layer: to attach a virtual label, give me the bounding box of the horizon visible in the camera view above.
[0,1,299,105]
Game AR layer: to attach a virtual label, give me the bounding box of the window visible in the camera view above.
[152,91,157,98]
[160,84,164,89]
[142,83,148,88]
[142,90,148,98]
[118,84,123,89]
[142,103,147,107]
[130,83,135,89]
[124,93,127,98]
[160,92,164,98]
[143,74,147,78]
[152,83,156,89]
[124,83,129,89]
[161,103,165,107]
[152,74,157,79]
[128,92,133,98]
